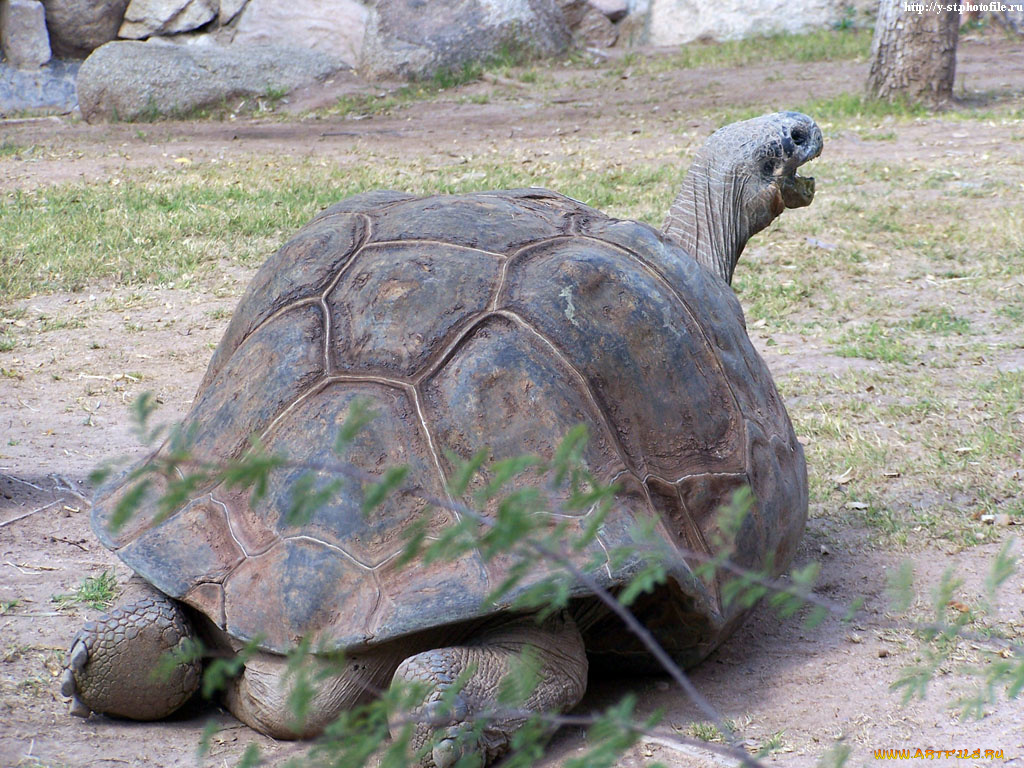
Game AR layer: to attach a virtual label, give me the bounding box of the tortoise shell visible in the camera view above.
[93,189,807,661]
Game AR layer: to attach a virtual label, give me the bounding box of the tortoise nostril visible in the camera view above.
[791,127,807,146]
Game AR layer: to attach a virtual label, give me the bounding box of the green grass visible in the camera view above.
[907,307,971,335]
[626,27,871,76]
[0,160,679,299]
[799,92,932,122]
[52,571,118,611]
[0,140,26,157]
[834,322,912,363]
[687,722,726,742]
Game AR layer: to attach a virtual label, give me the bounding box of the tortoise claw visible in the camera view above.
[60,668,76,698]
[432,736,462,768]
[69,695,91,718]
[69,639,88,671]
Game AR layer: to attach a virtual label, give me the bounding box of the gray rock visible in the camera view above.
[1,0,51,68]
[229,0,368,66]
[119,0,216,39]
[76,40,346,122]
[361,0,570,80]
[588,0,627,21]
[644,0,840,44]
[0,57,77,114]
[557,0,617,46]
[218,0,247,23]
[40,0,129,58]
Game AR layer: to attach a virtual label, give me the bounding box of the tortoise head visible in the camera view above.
[663,111,823,285]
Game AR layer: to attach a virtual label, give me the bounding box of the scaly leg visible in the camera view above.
[391,612,588,768]
[62,581,201,720]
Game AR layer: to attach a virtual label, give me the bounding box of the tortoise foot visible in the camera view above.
[391,612,588,768]
[62,587,201,721]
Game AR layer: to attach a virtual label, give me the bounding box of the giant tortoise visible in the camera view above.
[63,111,821,767]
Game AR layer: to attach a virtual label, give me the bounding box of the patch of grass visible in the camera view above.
[833,322,912,363]
[861,131,897,141]
[638,27,870,75]
[263,84,288,103]
[907,307,970,335]
[687,721,725,742]
[0,140,27,157]
[52,570,118,611]
[0,332,14,352]
[38,315,86,333]
[758,730,789,756]
[330,86,433,118]
[733,270,814,327]
[0,157,680,298]
[0,599,20,614]
[799,92,931,122]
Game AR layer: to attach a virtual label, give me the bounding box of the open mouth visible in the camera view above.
[780,172,815,209]
[780,133,822,209]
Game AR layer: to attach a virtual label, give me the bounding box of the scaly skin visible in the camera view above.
[391,613,588,768]
[62,588,201,720]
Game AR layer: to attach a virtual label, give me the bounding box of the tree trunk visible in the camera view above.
[867,0,959,105]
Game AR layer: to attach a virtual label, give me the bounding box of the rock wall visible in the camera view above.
[630,0,866,44]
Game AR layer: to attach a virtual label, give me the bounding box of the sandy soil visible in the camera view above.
[1,35,1023,768]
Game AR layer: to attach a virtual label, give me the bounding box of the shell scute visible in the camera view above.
[502,238,744,479]
[118,497,245,597]
[255,382,448,568]
[365,191,582,253]
[182,304,326,464]
[222,537,378,652]
[201,214,364,389]
[327,244,501,378]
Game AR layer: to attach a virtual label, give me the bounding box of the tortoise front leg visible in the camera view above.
[61,580,201,720]
[392,612,588,768]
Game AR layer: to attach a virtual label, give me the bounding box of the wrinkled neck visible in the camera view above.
[663,160,746,285]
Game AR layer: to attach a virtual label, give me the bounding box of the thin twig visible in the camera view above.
[0,472,45,491]
[51,473,91,505]
[0,500,61,528]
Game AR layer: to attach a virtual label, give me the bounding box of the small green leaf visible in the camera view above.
[479,454,543,500]
[286,472,343,527]
[335,398,378,453]
[985,539,1017,599]
[618,561,666,607]
[887,560,915,613]
[361,465,409,515]
[109,477,152,532]
[446,448,489,497]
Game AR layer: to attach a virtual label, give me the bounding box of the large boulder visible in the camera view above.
[588,0,627,21]
[557,0,618,47]
[39,0,128,58]
[227,0,368,67]
[640,0,843,43]
[361,0,570,80]
[0,58,77,114]
[118,0,216,38]
[1,0,51,68]
[218,0,246,23]
[76,40,346,122]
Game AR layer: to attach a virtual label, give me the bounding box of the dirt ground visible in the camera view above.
[1,35,1023,768]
